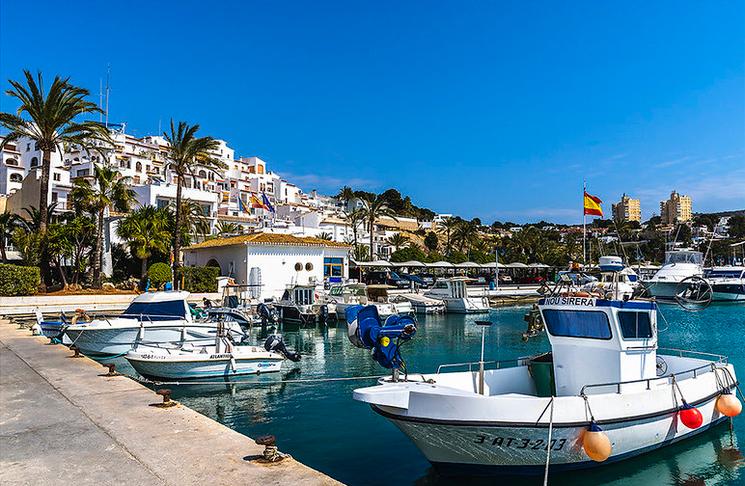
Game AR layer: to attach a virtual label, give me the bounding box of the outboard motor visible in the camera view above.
[318,304,330,324]
[264,334,301,362]
[345,305,416,369]
[257,303,279,324]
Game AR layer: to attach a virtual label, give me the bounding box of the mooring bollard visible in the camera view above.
[154,388,176,408]
[255,435,288,462]
[102,363,117,377]
[71,345,82,358]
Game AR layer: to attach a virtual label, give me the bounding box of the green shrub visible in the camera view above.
[0,264,40,296]
[176,266,220,293]
[147,262,172,288]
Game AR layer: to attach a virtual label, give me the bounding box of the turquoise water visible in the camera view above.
[134,304,744,485]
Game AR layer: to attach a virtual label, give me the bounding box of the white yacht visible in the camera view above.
[425,277,490,313]
[399,292,447,314]
[352,281,740,475]
[63,291,246,357]
[328,283,410,318]
[705,267,745,302]
[582,256,640,300]
[643,249,703,299]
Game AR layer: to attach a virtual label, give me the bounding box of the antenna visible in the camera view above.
[99,79,103,123]
[105,64,111,128]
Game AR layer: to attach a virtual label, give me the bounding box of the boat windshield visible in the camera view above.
[123,300,186,319]
[664,252,703,265]
[543,309,612,340]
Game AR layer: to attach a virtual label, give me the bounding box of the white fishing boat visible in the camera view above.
[399,292,446,314]
[125,330,299,380]
[425,277,490,313]
[705,267,745,303]
[274,284,331,325]
[63,291,246,357]
[643,249,703,299]
[582,256,639,300]
[350,274,741,476]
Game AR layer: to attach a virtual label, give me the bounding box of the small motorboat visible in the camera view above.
[643,249,704,300]
[274,284,331,325]
[63,291,246,357]
[705,267,745,303]
[350,271,741,476]
[31,308,69,340]
[125,329,300,381]
[399,292,446,314]
[424,277,490,313]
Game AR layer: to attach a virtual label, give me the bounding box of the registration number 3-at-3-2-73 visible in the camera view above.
[474,435,567,451]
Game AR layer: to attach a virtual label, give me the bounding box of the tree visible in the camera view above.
[215,220,242,236]
[344,208,366,250]
[424,231,439,253]
[439,217,461,256]
[0,70,111,288]
[163,121,225,284]
[386,233,409,252]
[19,203,59,232]
[729,215,745,239]
[0,212,23,262]
[71,164,135,287]
[318,232,333,241]
[361,193,398,261]
[172,200,211,245]
[117,206,171,277]
[336,186,355,207]
[390,246,427,263]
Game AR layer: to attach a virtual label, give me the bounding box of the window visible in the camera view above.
[618,312,653,339]
[77,169,89,177]
[30,157,38,167]
[136,162,142,172]
[9,173,22,182]
[6,158,18,166]
[53,173,61,181]
[26,143,30,152]
[123,300,186,319]
[324,257,343,277]
[543,310,612,339]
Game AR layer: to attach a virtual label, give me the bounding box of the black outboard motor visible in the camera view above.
[318,304,330,324]
[264,334,301,362]
[257,303,279,324]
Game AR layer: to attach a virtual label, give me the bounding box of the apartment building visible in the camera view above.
[660,191,692,224]
[611,193,641,223]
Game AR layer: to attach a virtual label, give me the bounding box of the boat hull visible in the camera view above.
[642,281,680,299]
[443,298,491,314]
[375,392,730,475]
[126,355,283,380]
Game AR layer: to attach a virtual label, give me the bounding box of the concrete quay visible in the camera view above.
[0,320,341,486]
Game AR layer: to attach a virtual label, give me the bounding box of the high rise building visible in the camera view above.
[611,193,641,223]
[660,191,692,224]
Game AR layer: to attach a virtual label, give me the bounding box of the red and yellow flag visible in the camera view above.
[583,192,603,217]
[250,194,265,209]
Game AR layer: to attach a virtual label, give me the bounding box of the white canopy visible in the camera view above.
[528,263,551,268]
[427,261,454,268]
[481,262,508,269]
[393,260,427,267]
[506,262,529,268]
[455,261,481,268]
[352,259,392,267]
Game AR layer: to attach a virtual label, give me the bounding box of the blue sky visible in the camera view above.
[1,1,743,223]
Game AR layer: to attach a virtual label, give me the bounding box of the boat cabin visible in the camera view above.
[664,250,703,266]
[538,296,657,396]
[430,277,469,299]
[367,285,395,303]
[122,291,193,322]
[282,284,316,306]
[329,283,369,304]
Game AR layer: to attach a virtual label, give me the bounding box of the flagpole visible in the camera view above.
[583,179,587,264]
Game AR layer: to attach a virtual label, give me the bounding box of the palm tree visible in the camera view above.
[361,193,398,261]
[19,202,59,232]
[0,211,23,262]
[317,232,333,241]
[0,71,111,287]
[452,220,479,258]
[386,233,409,252]
[440,217,461,256]
[71,164,135,287]
[336,186,355,208]
[174,200,212,244]
[215,220,242,236]
[163,121,225,282]
[117,206,171,277]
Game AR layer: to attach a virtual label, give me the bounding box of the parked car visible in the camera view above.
[365,271,410,289]
[399,273,429,288]
[515,275,546,284]
[418,274,436,286]
[498,275,513,284]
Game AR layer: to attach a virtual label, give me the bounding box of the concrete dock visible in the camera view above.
[0,320,341,485]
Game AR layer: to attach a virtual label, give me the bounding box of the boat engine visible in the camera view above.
[264,334,301,362]
[345,305,416,369]
[318,304,330,323]
[257,303,279,324]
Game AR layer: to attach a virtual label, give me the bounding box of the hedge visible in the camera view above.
[0,264,40,296]
[176,266,220,293]
[147,262,172,288]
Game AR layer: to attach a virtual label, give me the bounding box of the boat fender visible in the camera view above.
[679,401,703,429]
[582,422,611,462]
[264,334,301,362]
[716,391,742,417]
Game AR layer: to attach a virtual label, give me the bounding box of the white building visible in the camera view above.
[182,232,350,300]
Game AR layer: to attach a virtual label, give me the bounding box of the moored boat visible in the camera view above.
[643,249,704,300]
[350,272,741,475]
[424,277,490,313]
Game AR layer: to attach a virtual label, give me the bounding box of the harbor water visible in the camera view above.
[123,304,745,485]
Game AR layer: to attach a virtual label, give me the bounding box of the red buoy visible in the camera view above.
[679,401,703,429]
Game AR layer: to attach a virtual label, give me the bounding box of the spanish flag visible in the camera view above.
[584,191,603,217]
[250,194,266,209]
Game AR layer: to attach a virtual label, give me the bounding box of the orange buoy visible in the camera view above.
[679,402,703,429]
[716,392,742,417]
[582,422,612,462]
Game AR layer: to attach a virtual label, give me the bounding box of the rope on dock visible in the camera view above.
[130,373,388,387]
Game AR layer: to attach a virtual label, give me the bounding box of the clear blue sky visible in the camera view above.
[1,1,743,223]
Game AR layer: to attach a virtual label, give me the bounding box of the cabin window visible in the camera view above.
[123,300,185,319]
[324,257,343,277]
[618,312,653,339]
[543,310,612,340]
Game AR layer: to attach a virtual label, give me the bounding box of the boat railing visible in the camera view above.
[580,353,728,396]
[437,356,532,374]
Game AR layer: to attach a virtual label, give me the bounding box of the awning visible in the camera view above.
[528,263,551,268]
[481,262,508,269]
[352,259,392,267]
[506,262,529,268]
[426,261,454,268]
[392,260,426,267]
[455,261,481,268]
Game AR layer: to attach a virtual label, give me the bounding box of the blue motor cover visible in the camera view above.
[346,305,416,369]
